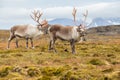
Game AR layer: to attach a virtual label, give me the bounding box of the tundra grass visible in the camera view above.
[0,35,120,80]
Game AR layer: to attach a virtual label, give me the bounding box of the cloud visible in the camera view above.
[43,7,72,19]
[0,1,120,29]
[1,0,25,2]
[41,2,120,21]
[0,8,32,29]
[1,1,119,19]
[0,8,28,18]
[84,2,120,18]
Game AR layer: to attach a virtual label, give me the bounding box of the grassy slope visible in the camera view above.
[0,30,120,80]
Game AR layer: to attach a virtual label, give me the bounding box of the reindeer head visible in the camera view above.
[40,20,49,34]
[30,10,49,34]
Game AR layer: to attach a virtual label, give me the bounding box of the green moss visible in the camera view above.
[60,71,81,80]
[0,67,9,77]
[107,54,116,58]
[27,68,40,77]
[89,59,105,66]
[60,71,72,80]
[41,67,64,76]
[102,68,114,73]
[41,47,46,52]
[38,75,51,80]
[103,71,120,80]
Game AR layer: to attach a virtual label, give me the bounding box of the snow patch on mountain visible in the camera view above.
[88,17,120,27]
[48,17,120,28]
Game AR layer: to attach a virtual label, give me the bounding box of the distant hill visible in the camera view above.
[88,17,120,27]
[87,25,120,35]
[48,17,120,27]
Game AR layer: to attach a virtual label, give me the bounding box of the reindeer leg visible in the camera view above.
[49,40,52,50]
[78,37,83,43]
[49,34,57,52]
[48,33,57,53]
[7,35,15,49]
[70,39,75,54]
[30,38,34,49]
[15,37,19,48]
[52,38,57,53]
[49,36,57,53]
[26,38,29,49]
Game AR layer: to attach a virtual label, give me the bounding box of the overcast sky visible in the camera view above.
[0,0,120,29]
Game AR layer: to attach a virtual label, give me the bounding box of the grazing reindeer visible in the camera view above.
[7,10,46,49]
[41,8,88,54]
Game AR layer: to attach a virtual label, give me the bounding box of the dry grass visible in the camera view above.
[0,30,120,80]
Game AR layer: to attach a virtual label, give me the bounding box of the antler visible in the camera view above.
[72,7,77,24]
[30,10,43,24]
[82,10,88,24]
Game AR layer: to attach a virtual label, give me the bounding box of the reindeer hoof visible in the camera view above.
[48,48,53,50]
[72,51,76,54]
[7,48,10,50]
[26,47,29,49]
[78,41,82,43]
[32,47,35,49]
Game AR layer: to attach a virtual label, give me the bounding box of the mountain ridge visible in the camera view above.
[48,17,120,27]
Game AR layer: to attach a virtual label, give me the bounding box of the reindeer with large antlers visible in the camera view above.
[72,7,88,43]
[40,7,88,54]
[7,10,46,49]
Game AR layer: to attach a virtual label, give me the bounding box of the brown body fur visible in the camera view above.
[44,24,84,54]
